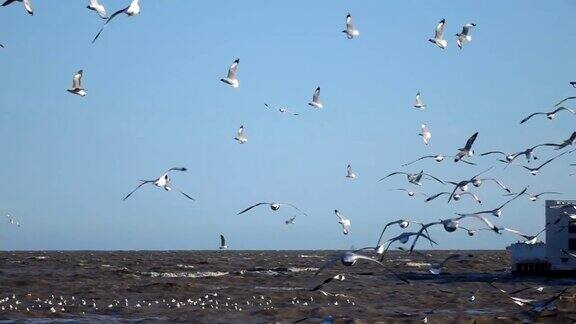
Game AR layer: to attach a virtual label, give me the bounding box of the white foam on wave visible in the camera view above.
[405,262,431,268]
[299,254,323,258]
[288,267,319,273]
[144,271,229,278]
[254,286,306,291]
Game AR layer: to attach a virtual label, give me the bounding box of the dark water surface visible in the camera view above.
[0,250,575,323]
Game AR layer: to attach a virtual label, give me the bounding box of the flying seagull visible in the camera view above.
[264,103,298,116]
[445,167,493,202]
[548,131,576,150]
[87,0,107,19]
[419,124,431,145]
[234,125,247,144]
[401,154,467,166]
[285,216,296,225]
[335,210,350,235]
[375,219,411,247]
[455,23,476,49]
[426,191,481,204]
[346,164,356,179]
[502,226,547,244]
[456,187,527,217]
[308,87,323,109]
[489,283,568,313]
[123,167,195,201]
[390,188,428,198]
[67,70,87,97]
[507,191,561,202]
[237,202,308,216]
[480,151,518,163]
[520,107,575,124]
[570,81,576,88]
[428,19,447,49]
[520,148,575,175]
[414,92,426,110]
[454,132,478,163]
[315,251,409,283]
[342,14,359,39]
[409,250,466,275]
[506,143,559,164]
[220,58,240,88]
[2,0,32,15]
[311,274,345,291]
[92,0,140,43]
[219,234,228,250]
[379,171,444,186]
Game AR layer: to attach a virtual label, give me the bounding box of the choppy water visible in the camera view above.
[0,250,575,322]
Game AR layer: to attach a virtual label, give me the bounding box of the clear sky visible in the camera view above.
[0,1,574,250]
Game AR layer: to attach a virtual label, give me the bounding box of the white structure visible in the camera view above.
[507,200,576,275]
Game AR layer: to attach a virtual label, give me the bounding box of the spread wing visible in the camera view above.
[227,59,239,79]
[123,181,152,200]
[72,70,83,89]
[312,87,321,103]
[463,132,479,150]
[237,202,270,215]
[434,19,446,39]
[220,234,226,246]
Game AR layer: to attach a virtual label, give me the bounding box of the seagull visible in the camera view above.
[123,167,195,201]
[428,254,463,275]
[561,249,576,259]
[425,191,481,204]
[507,143,559,164]
[87,0,107,19]
[480,151,518,163]
[308,87,322,109]
[2,0,32,15]
[428,19,447,49]
[507,191,561,202]
[456,187,527,217]
[445,167,494,202]
[375,219,411,247]
[92,0,141,43]
[219,234,228,250]
[315,251,409,283]
[285,216,296,225]
[311,274,345,291]
[379,231,437,255]
[264,104,298,116]
[419,124,431,145]
[414,92,426,110]
[548,131,576,150]
[489,283,568,313]
[6,214,21,227]
[521,148,575,175]
[389,188,428,198]
[237,202,308,216]
[402,154,450,166]
[234,125,247,144]
[67,70,86,97]
[455,23,476,49]
[342,14,359,39]
[571,82,576,88]
[345,164,356,179]
[220,58,240,88]
[520,107,575,124]
[378,171,444,186]
[454,132,478,163]
[459,226,493,237]
[335,210,350,235]
[502,226,547,244]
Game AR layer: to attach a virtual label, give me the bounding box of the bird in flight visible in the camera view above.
[308,87,323,109]
[342,14,359,39]
[456,23,476,49]
[379,171,444,186]
[454,132,479,163]
[428,19,447,49]
[520,107,575,124]
[419,124,431,145]
[220,58,240,88]
[335,210,351,235]
[234,125,247,144]
[219,234,228,250]
[87,0,107,19]
[92,0,140,43]
[237,202,308,216]
[67,70,87,97]
[414,92,426,110]
[123,167,195,201]
[346,164,357,179]
[520,148,575,175]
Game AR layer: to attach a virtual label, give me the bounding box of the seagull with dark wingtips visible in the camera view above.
[342,14,359,39]
[546,132,576,150]
[264,103,299,116]
[219,234,228,250]
[402,154,449,166]
[419,124,431,145]
[390,188,428,198]
[335,210,351,235]
[480,151,517,162]
[428,19,447,49]
[507,191,562,202]
[489,283,568,313]
[456,187,528,217]
[311,274,345,291]
[92,0,140,43]
[87,0,107,19]
[520,107,575,124]
[456,23,476,49]
[285,216,296,225]
[2,0,32,15]
[570,82,576,88]
[454,132,478,163]
[315,251,409,283]
[520,148,575,175]
[426,191,481,204]
[234,125,247,144]
[507,143,558,163]
[502,226,547,244]
[237,202,308,216]
[346,164,356,179]
[67,70,87,97]
[379,171,444,186]
[308,86,323,109]
[220,58,240,88]
[375,219,411,246]
[414,92,426,110]
[446,167,496,202]
[123,167,195,201]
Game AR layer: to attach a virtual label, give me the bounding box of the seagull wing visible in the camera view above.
[311,274,342,291]
[480,151,506,157]
[281,203,309,216]
[165,167,188,174]
[551,106,576,115]
[378,172,407,182]
[463,132,479,150]
[434,19,446,39]
[553,96,576,107]
[402,155,435,167]
[345,14,353,30]
[105,5,129,25]
[500,187,528,209]
[220,234,226,246]
[123,181,152,200]
[23,0,32,15]
[312,87,321,103]
[425,192,449,202]
[354,254,409,283]
[72,70,83,89]
[520,112,544,124]
[481,178,510,192]
[422,172,445,184]
[227,59,239,79]
[237,202,270,215]
[314,256,340,276]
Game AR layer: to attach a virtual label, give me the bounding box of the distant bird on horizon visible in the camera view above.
[67,70,86,97]
[346,164,356,179]
[234,125,247,144]
[456,23,476,49]
[87,0,107,19]
[454,132,478,163]
[237,202,308,216]
[92,0,140,43]
[219,234,228,250]
[2,0,32,15]
[419,124,431,145]
[123,167,195,201]
[428,19,447,49]
[220,58,240,88]
[414,92,426,110]
[342,14,359,39]
[335,210,351,235]
[520,107,575,124]
[308,87,323,109]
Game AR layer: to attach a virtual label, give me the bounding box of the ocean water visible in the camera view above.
[0,250,575,322]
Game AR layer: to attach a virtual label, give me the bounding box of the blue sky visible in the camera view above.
[0,1,574,250]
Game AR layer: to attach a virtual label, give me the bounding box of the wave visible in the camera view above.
[143,271,229,278]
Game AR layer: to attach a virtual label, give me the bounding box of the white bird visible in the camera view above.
[219,234,228,250]
[2,0,32,15]
[454,132,478,163]
[264,103,298,116]
[345,164,356,179]
[308,87,323,109]
[123,167,195,201]
[220,58,240,88]
[342,14,359,39]
[428,19,447,49]
[509,191,561,202]
[87,0,107,19]
[375,219,411,247]
[402,154,450,166]
[237,202,308,216]
[334,210,351,235]
[67,70,87,97]
[6,214,21,227]
[414,92,426,110]
[379,171,444,186]
[456,187,527,218]
[285,216,296,225]
[390,188,428,198]
[315,251,409,283]
[425,191,481,204]
[407,251,466,275]
[502,226,546,244]
[489,283,568,313]
[455,23,476,49]
[521,148,575,175]
[234,125,247,144]
[92,0,140,43]
[520,107,575,124]
[419,124,431,145]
